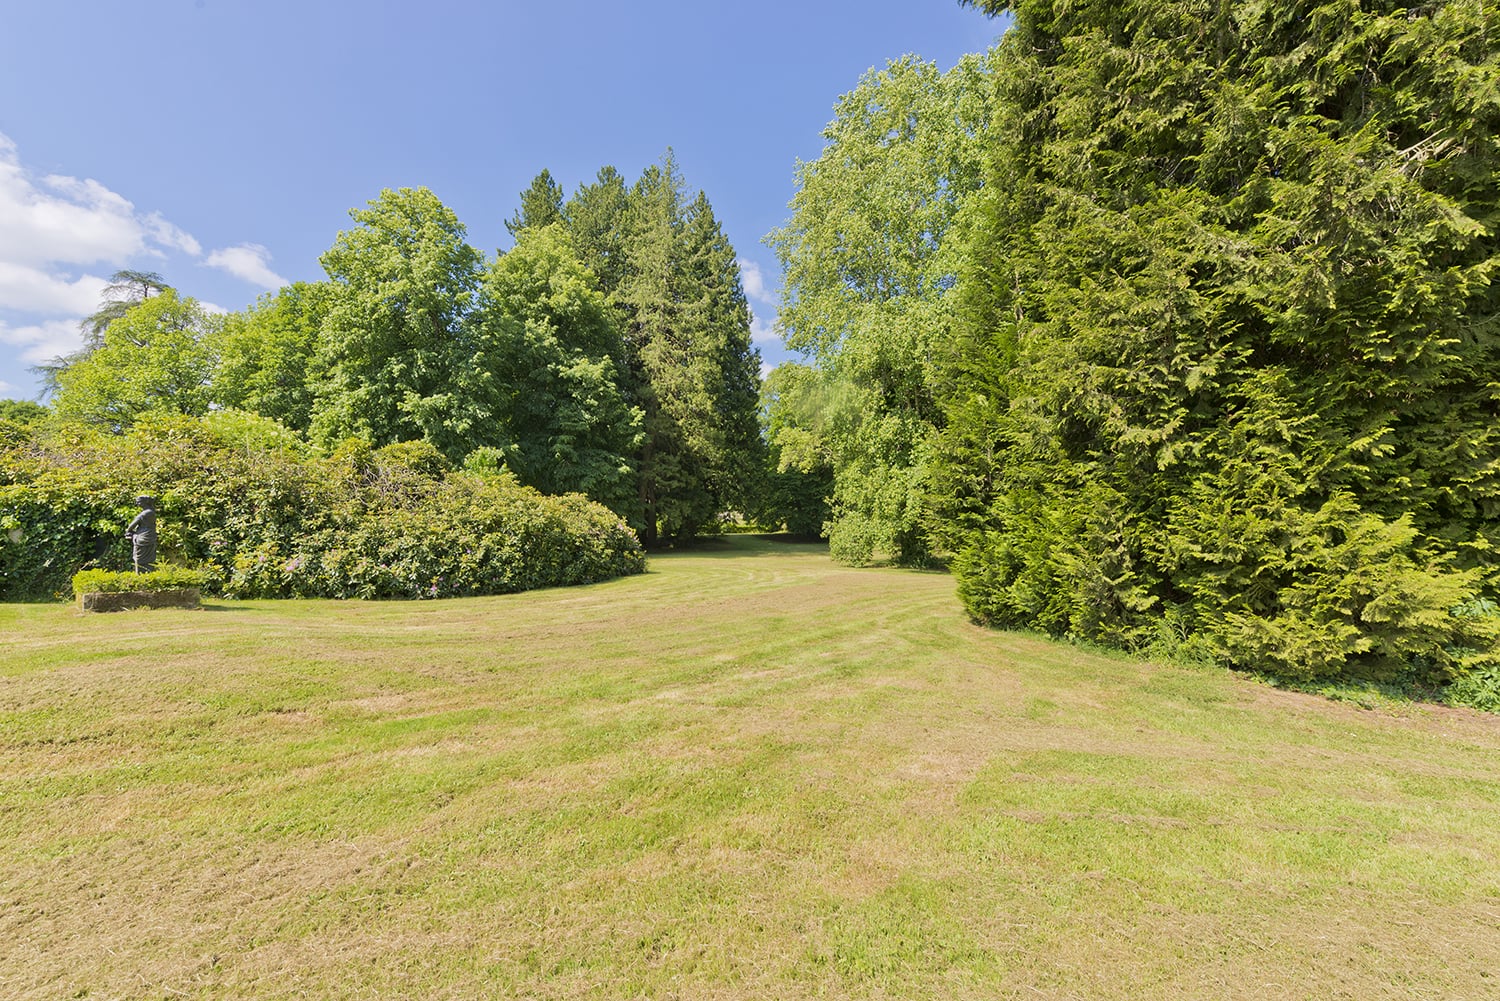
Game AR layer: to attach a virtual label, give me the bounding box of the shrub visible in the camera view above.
[3,416,645,602]
[72,566,208,597]
[1445,666,1500,714]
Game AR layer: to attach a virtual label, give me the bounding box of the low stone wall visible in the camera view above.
[78,588,202,613]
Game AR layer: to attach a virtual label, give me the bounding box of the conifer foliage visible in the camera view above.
[551,156,764,545]
[940,0,1500,681]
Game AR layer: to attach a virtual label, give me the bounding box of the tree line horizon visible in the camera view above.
[30,152,766,550]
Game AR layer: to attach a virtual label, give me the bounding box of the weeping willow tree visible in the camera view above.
[938,0,1500,682]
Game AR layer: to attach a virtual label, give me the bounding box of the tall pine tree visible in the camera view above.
[558,154,763,545]
[505,169,564,238]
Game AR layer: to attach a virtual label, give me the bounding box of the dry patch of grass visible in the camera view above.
[2,536,1498,999]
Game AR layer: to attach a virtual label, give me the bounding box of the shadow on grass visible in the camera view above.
[648,534,830,559]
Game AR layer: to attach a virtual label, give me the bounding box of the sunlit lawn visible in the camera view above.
[3,536,1498,999]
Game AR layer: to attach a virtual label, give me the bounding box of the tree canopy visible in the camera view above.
[475,224,642,518]
[51,289,218,429]
[20,160,762,550]
[759,0,1500,695]
[766,51,998,564]
[310,187,486,456]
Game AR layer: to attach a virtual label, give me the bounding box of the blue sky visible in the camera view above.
[0,0,1005,401]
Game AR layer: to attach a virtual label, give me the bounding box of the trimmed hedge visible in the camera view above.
[2,414,645,601]
[72,566,208,596]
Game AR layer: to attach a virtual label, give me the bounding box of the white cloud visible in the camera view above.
[738,257,778,309]
[0,262,105,316]
[145,212,202,256]
[205,243,286,290]
[0,317,84,365]
[0,134,222,396]
[0,134,199,269]
[738,259,783,348]
[748,306,781,348]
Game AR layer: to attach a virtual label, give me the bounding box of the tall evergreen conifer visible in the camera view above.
[558,155,762,545]
[505,169,564,238]
[941,1,1500,680]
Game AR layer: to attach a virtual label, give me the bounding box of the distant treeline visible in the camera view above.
[33,153,775,549]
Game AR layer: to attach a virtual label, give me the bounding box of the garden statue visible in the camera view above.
[125,495,158,573]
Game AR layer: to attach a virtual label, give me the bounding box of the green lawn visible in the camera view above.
[2,536,1497,999]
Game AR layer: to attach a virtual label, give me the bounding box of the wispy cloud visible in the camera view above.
[145,212,202,256]
[205,243,286,290]
[0,317,85,365]
[0,133,196,268]
[749,310,780,348]
[0,133,223,395]
[0,262,105,315]
[738,258,776,308]
[738,258,783,348]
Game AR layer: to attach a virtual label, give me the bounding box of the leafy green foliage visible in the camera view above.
[1,416,644,602]
[768,53,997,564]
[756,363,833,537]
[310,187,485,456]
[71,566,207,596]
[32,270,171,396]
[37,167,761,551]
[51,289,219,429]
[937,0,1500,683]
[0,400,49,427]
[211,282,330,431]
[1445,666,1500,713]
[475,225,642,518]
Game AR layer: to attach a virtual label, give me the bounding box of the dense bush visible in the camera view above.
[1,414,644,601]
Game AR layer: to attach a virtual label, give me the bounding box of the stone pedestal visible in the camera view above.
[78,588,202,612]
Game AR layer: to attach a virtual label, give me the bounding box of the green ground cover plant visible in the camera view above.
[2,537,1497,999]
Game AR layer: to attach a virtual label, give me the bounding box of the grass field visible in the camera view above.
[3,535,1498,1000]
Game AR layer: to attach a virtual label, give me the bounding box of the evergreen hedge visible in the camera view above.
[71,566,208,596]
[939,1,1500,688]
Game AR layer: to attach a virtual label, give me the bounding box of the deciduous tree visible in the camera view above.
[310,187,485,457]
[768,53,996,563]
[211,281,330,432]
[51,289,218,429]
[476,225,642,517]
